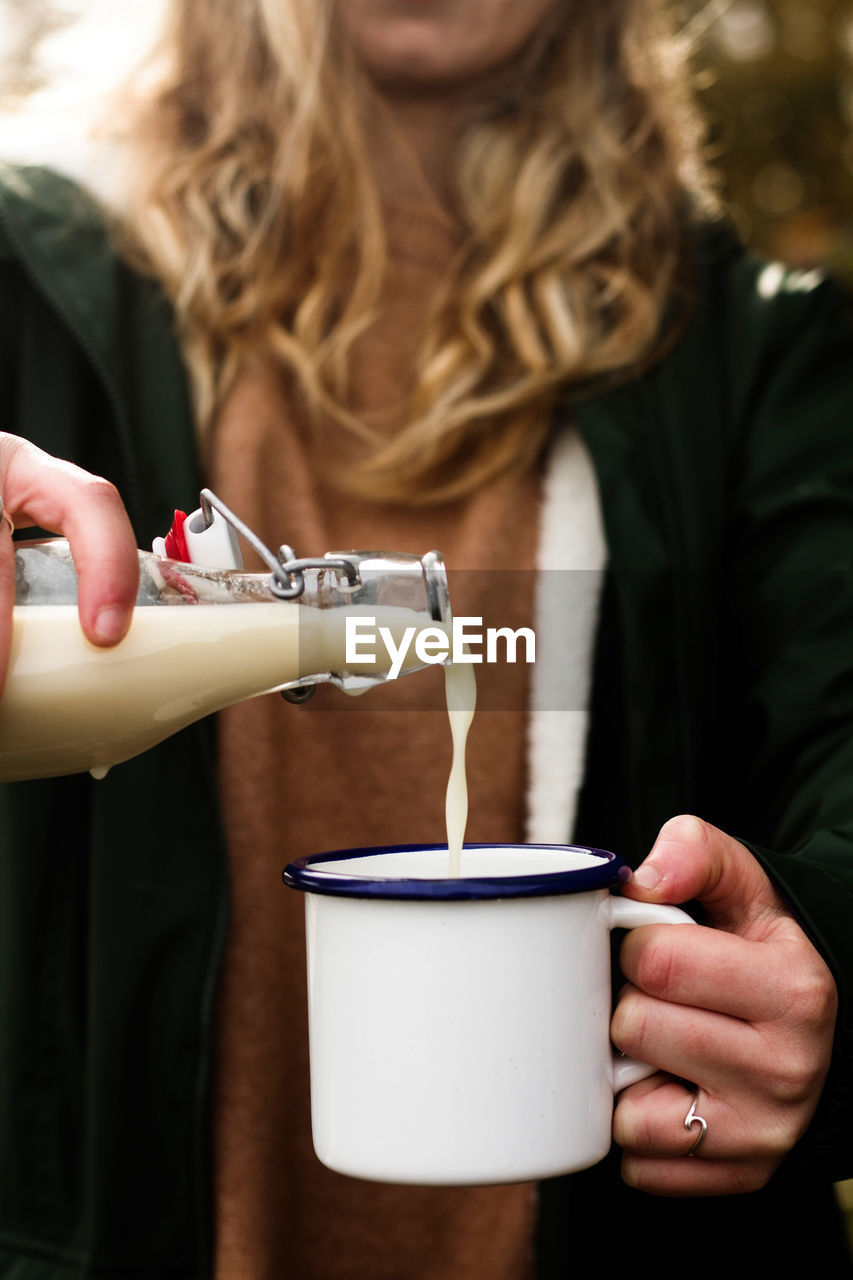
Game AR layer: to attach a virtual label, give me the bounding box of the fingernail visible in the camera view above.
[93,607,128,645]
[631,862,663,890]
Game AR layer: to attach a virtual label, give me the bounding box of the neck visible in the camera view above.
[361,90,468,208]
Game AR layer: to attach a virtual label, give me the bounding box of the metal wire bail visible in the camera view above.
[198,489,359,599]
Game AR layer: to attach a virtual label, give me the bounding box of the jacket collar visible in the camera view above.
[0,163,199,537]
[0,164,127,393]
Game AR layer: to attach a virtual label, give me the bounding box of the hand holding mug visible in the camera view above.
[284,843,694,1185]
[612,814,838,1195]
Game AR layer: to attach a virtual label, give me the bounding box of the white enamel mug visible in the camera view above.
[282,843,694,1186]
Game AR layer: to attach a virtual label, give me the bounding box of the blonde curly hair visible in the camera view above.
[117,0,717,503]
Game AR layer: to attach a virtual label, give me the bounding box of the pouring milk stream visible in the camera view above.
[2,491,477,873]
[443,659,477,878]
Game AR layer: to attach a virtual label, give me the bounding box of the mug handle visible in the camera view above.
[603,896,696,1093]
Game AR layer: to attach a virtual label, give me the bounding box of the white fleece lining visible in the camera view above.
[525,427,608,845]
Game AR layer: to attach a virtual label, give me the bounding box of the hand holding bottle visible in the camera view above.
[0,433,139,694]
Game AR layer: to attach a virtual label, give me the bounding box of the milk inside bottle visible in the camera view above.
[2,494,450,782]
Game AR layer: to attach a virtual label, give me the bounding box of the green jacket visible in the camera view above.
[1,165,852,1278]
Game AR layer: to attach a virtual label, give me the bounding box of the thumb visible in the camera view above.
[622,813,783,935]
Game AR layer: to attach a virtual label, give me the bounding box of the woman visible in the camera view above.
[0,0,849,1275]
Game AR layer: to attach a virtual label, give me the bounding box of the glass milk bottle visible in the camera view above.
[2,490,449,782]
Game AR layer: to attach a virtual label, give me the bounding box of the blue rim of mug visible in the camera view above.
[281,843,631,901]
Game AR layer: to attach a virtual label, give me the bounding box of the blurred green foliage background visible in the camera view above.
[2,0,853,280]
[686,0,853,279]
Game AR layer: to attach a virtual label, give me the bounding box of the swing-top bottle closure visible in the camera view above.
[13,489,451,703]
